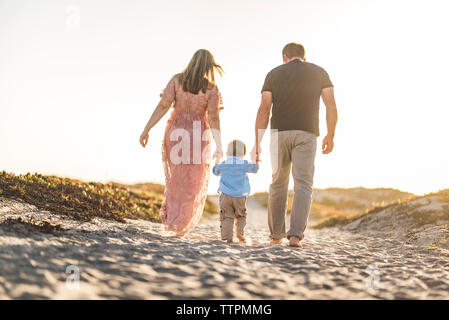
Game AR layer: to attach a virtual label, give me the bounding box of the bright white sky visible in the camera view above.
[1,0,448,195]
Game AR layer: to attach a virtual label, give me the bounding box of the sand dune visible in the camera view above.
[1,195,448,299]
[344,194,449,249]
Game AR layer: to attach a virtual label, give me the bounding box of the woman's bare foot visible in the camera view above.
[184,234,203,240]
[288,236,302,248]
[175,231,186,237]
[270,239,282,246]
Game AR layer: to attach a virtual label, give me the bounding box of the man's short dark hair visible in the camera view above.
[227,140,246,157]
[282,42,305,59]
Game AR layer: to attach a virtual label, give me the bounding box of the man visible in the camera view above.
[251,42,338,247]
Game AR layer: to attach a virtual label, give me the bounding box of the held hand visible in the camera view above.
[322,135,334,154]
[213,148,223,161]
[250,145,261,162]
[140,131,149,148]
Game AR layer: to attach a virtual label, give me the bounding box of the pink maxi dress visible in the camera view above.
[159,74,223,235]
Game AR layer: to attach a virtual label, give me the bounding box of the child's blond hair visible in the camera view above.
[226,140,246,157]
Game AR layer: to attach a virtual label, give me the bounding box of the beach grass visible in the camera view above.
[0,171,218,223]
[312,188,449,229]
[252,187,415,228]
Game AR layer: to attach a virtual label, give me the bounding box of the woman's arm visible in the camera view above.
[139,99,172,148]
[207,111,223,159]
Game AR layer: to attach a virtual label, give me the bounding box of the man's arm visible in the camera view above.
[321,87,338,154]
[251,91,273,162]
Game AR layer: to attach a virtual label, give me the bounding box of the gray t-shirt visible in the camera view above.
[262,60,333,136]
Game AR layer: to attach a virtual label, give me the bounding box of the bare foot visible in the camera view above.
[288,236,302,248]
[270,239,282,246]
[184,234,204,240]
[175,231,186,237]
[236,232,246,243]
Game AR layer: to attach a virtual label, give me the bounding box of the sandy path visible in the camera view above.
[209,195,294,229]
[245,196,270,228]
[1,196,449,299]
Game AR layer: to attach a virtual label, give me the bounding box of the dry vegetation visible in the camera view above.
[0,171,218,224]
[253,187,415,228]
[253,187,449,230]
[315,189,449,229]
[435,188,449,203]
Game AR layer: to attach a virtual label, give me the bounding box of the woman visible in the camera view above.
[139,49,224,236]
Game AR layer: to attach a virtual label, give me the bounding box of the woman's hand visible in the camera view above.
[140,130,149,148]
[213,147,223,161]
[140,99,172,148]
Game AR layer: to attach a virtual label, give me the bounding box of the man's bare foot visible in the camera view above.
[236,232,246,243]
[288,236,302,247]
[270,239,282,246]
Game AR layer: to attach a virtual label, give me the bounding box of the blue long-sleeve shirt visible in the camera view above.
[212,156,259,197]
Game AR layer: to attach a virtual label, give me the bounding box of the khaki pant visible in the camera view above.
[219,193,247,241]
[268,130,317,240]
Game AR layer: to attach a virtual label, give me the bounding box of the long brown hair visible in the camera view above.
[179,49,223,94]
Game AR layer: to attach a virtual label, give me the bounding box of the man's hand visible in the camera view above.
[140,131,149,148]
[250,145,261,162]
[252,91,272,163]
[321,87,338,154]
[322,135,334,154]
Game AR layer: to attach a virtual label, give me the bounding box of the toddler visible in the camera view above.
[212,140,259,243]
